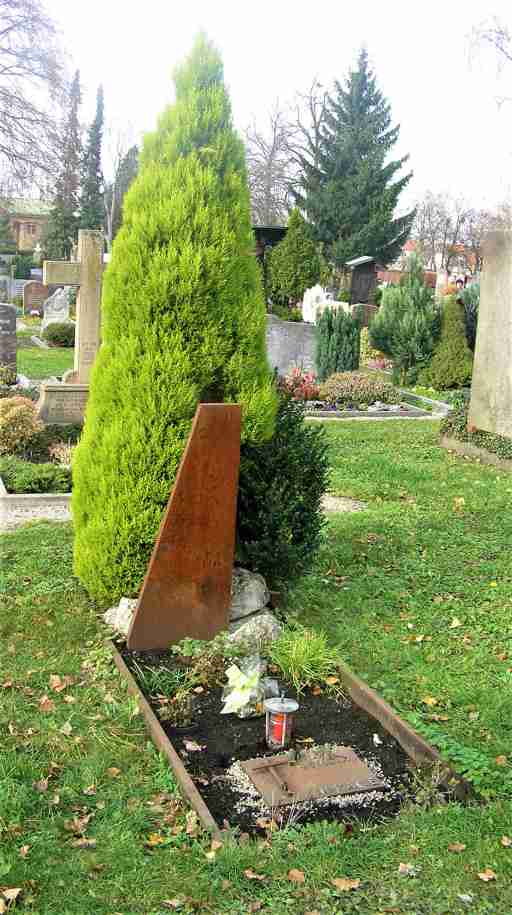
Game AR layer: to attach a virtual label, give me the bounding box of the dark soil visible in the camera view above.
[121,646,415,834]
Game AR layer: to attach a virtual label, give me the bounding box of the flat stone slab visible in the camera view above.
[307,402,429,420]
[322,494,367,513]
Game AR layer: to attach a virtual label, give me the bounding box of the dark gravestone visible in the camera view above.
[127,403,242,651]
[0,302,16,380]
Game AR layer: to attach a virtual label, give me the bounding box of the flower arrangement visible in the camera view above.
[319,372,401,408]
[280,367,320,401]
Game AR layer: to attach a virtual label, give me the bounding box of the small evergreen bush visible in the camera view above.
[24,423,82,462]
[427,296,473,389]
[441,398,512,461]
[459,283,479,352]
[369,254,439,382]
[316,308,360,381]
[0,455,71,493]
[72,35,277,602]
[42,322,75,347]
[319,372,401,408]
[359,327,386,367]
[0,397,42,455]
[237,395,328,587]
[268,209,322,307]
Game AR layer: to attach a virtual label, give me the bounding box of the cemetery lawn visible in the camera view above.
[2,420,512,914]
[17,346,74,380]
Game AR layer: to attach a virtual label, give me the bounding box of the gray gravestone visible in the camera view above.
[0,302,16,381]
[468,231,512,440]
[42,287,71,331]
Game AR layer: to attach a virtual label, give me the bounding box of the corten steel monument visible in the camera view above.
[127,403,242,650]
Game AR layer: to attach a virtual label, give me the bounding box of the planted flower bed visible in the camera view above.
[115,628,457,836]
[281,370,430,418]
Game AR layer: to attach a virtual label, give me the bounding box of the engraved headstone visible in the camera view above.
[127,404,242,651]
[38,230,104,424]
[23,280,50,316]
[0,302,16,381]
[468,231,512,440]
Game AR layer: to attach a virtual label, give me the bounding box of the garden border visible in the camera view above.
[110,641,466,837]
[0,475,71,512]
[306,402,429,421]
[440,435,512,472]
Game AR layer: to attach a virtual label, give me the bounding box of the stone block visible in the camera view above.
[37,382,88,424]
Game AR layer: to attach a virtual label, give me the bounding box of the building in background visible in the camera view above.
[0,199,51,252]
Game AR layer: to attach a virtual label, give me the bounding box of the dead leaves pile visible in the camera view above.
[0,888,22,914]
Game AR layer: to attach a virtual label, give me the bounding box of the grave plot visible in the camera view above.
[118,643,413,835]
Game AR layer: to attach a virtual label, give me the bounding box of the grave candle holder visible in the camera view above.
[264,697,299,750]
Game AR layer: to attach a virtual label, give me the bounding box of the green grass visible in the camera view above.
[17,346,74,380]
[1,421,512,913]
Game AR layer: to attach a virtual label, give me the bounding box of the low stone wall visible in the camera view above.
[440,435,512,472]
[266,314,316,376]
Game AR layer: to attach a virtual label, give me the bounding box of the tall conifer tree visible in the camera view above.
[44,70,81,258]
[80,85,104,230]
[72,35,277,601]
[297,49,414,268]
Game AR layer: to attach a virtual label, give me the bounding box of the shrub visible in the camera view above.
[319,371,401,408]
[24,423,82,462]
[0,384,39,402]
[42,322,75,347]
[0,455,71,493]
[459,283,479,352]
[316,308,360,381]
[0,397,42,455]
[0,366,16,385]
[237,395,328,587]
[369,254,440,382]
[72,35,277,603]
[268,625,341,694]
[441,397,512,461]
[49,441,76,465]
[280,368,320,401]
[268,208,322,307]
[12,253,32,279]
[359,327,386,367]
[338,286,351,303]
[427,296,473,389]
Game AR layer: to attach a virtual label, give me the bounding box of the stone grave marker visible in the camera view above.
[41,287,72,330]
[127,403,242,651]
[23,280,49,316]
[38,229,104,424]
[468,231,512,440]
[0,303,16,382]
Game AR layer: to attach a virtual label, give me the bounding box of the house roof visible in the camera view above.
[4,198,52,217]
[345,255,375,268]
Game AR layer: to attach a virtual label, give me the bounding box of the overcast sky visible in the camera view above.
[47,0,512,210]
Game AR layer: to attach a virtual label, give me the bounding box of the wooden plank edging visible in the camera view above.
[110,641,221,838]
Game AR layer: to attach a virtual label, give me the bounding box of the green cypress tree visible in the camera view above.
[297,49,414,269]
[72,34,277,602]
[44,70,82,259]
[315,308,360,381]
[268,208,321,307]
[0,208,16,253]
[80,85,104,230]
[428,296,473,388]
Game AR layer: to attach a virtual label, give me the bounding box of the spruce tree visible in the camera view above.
[297,49,414,268]
[428,296,473,388]
[44,70,82,259]
[72,35,277,602]
[268,208,321,307]
[80,85,104,230]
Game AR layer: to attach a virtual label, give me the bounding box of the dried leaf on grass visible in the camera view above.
[71,837,97,849]
[448,842,466,853]
[288,869,305,883]
[106,767,121,778]
[500,836,512,848]
[38,694,55,713]
[244,868,266,881]
[478,869,497,882]
[183,740,206,753]
[331,877,360,891]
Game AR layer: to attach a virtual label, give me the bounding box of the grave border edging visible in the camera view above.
[0,475,71,509]
[110,641,467,835]
[440,435,512,472]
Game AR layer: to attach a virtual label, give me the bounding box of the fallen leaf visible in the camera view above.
[193,686,204,694]
[33,778,49,793]
[183,740,206,753]
[501,835,512,847]
[288,869,305,883]
[185,811,199,837]
[83,785,97,796]
[244,868,266,881]
[204,850,217,861]
[450,617,462,629]
[397,862,420,876]
[495,755,507,766]
[311,686,322,696]
[457,895,473,905]
[19,845,30,858]
[468,711,479,721]
[2,889,22,903]
[448,842,467,853]
[64,814,92,835]
[331,877,360,891]
[106,767,121,777]
[325,676,339,686]
[430,713,449,722]
[478,868,497,882]
[422,696,438,707]
[145,832,165,847]
[210,839,223,852]
[38,694,55,713]
[64,695,76,704]
[247,903,263,913]
[60,721,73,736]
[71,837,97,849]
[162,901,184,910]
[2,680,13,689]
